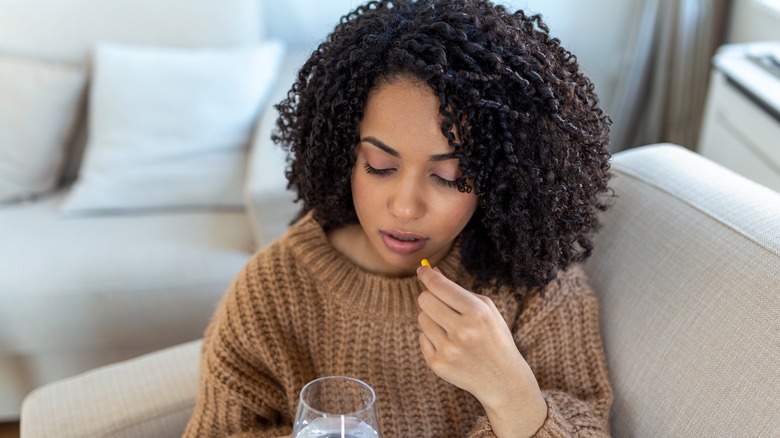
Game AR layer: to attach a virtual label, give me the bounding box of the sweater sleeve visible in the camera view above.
[183,255,297,438]
[467,267,613,438]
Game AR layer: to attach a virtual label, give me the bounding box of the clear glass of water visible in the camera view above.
[292,376,381,438]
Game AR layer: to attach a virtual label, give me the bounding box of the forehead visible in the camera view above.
[365,76,439,114]
[360,77,452,150]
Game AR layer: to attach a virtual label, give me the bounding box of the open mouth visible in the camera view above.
[380,230,428,254]
[390,234,419,242]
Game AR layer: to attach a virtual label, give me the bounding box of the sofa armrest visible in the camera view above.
[20,340,201,438]
[585,144,780,436]
[244,51,311,249]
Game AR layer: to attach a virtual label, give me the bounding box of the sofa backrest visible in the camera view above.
[0,0,264,185]
[585,144,780,436]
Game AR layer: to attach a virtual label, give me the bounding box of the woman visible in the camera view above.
[185,1,613,436]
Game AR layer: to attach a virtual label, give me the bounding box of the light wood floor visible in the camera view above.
[0,421,19,438]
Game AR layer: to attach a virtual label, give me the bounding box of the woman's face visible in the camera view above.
[350,77,478,276]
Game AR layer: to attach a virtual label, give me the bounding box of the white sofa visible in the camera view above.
[21,145,780,438]
[18,144,780,437]
[0,0,314,420]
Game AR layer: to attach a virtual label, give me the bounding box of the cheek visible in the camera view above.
[434,194,478,231]
[351,171,362,204]
[457,197,478,225]
[351,171,376,211]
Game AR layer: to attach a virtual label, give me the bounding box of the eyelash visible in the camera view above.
[362,163,459,189]
[433,176,459,189]
[363,162,392,176]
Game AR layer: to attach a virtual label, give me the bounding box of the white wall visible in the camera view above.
[262,0,357,49]
[728,0,780,43]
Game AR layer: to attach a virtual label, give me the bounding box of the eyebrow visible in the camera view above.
[360,136,458,162]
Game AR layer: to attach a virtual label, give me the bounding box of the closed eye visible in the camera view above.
[364,161,459,189]
[433,175,458,189]
[363,162,394,176]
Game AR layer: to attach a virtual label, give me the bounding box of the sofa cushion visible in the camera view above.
[0,0,266,185]
[585,144,780,436]
[60,41,284,213]
[0,192,253,355]
[0,54,86,203]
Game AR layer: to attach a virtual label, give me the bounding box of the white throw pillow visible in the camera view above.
[60,41,285,213]
[0,54,86,203]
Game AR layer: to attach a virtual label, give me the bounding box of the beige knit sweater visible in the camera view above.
[184,214,612,437]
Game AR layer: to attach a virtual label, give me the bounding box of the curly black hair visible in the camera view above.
[273,0,612,293]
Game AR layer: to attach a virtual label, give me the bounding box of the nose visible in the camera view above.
[388,175,425,222]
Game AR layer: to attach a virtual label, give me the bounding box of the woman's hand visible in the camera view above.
[416,265,547,437]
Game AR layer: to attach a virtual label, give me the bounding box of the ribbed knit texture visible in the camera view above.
[184,214,612,437]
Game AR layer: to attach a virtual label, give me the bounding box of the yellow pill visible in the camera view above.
[421,258,431,268]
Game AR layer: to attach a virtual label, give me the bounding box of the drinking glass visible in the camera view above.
[292,376,381,438]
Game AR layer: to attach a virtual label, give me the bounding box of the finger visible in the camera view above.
[417,309,448,347]
[418,290,460,331]
[416,266,482,313]
[419,332,436,365]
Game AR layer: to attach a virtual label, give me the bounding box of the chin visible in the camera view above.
[378,253,418,276]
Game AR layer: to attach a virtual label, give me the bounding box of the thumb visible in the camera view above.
[416,264,449,291]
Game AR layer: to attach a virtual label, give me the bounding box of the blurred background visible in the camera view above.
[1,0,779,436]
